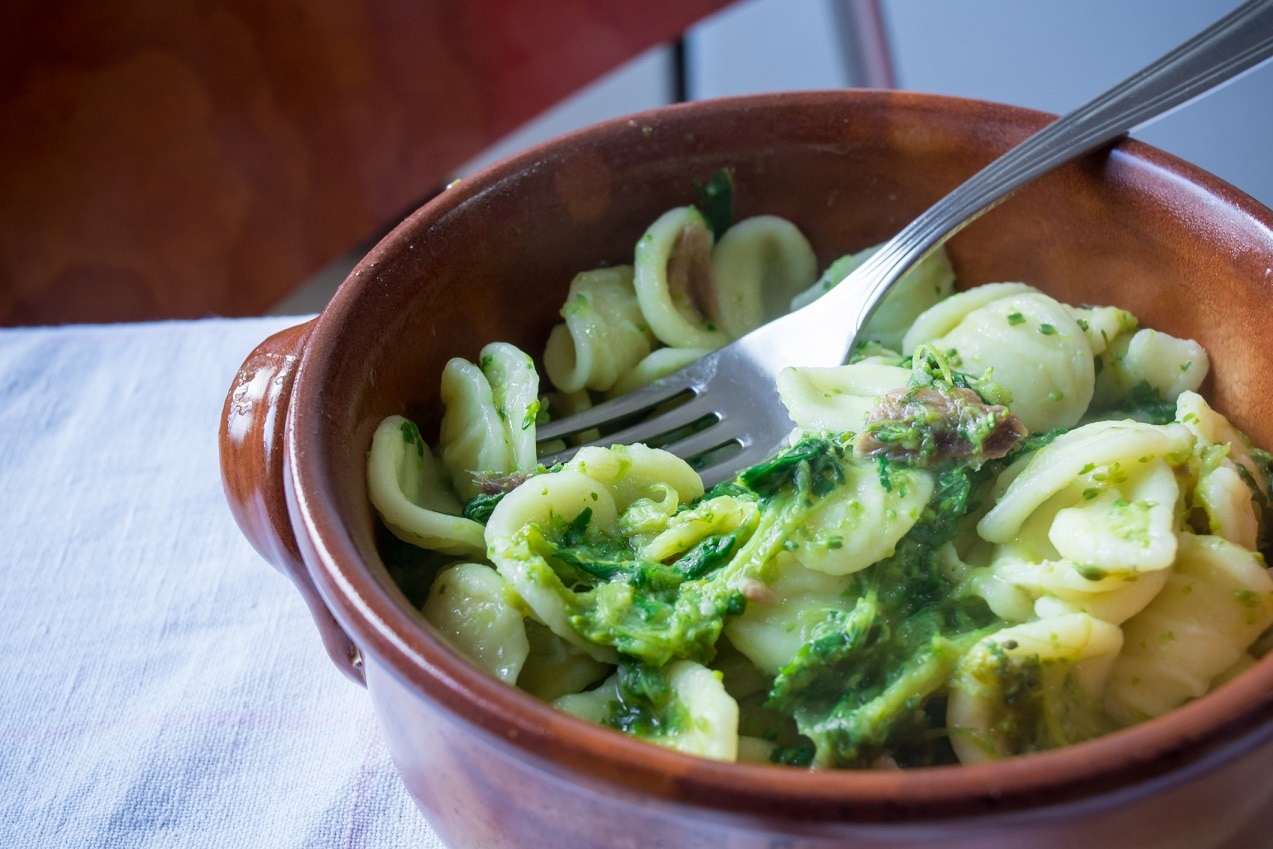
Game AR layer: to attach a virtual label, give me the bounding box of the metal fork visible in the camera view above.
[536,0,1273,487]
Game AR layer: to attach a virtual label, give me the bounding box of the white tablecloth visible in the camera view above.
[0,317,444,848]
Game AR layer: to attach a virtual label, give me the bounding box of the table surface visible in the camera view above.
[0,316,445,847]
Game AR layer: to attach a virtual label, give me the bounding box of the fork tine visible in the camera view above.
[535,351,724,444]
[656,413,745,461]
[693,437,789,487]
[535,374,695,444]
[537,390,722,466]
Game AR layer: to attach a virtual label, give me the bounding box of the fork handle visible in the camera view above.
[818,0,1273,361]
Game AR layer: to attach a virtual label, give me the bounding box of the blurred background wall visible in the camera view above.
[279,0,1271,313]
[5,0,1266,321]
[472,0,1271,198]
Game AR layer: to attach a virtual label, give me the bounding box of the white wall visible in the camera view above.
[465,0,1273,206]
[880,0,1273,206]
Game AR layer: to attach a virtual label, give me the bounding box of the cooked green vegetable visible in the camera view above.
[763,457,1003,767]
[496,440,862,668]
[695,168,735,239]
[369,196,1273,769]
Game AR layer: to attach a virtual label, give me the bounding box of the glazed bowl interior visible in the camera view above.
[288,91,1273,821]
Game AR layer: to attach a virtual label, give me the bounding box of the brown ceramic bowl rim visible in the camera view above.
[287,90,1273,824]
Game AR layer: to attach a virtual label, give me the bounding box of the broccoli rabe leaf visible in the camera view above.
[580,507,746,587]
[574,585,741,666]
[540,537,736,664]
[1097,379,1177,424]
[503,523,714,666]
[697,479,752,504]
[672,530,746,580]
[463,468,539,523]
[524,503,759,666]
[739,436,847,498]
[764,460,1002,768]
[951,641,1114,760]
[773,614,987,768]
[552,532,683,591]
[528,456,853,667]
[603,661,681,736]
[695,168,735,239]
[462,491,506,523]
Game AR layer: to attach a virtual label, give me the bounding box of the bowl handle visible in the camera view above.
[220,319,365,685]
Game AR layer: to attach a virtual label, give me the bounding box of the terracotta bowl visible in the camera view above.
[220,91,1273,849]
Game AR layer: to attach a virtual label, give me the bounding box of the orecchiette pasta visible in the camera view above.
[1179,390,1271,503]
[1046,458,1180,575]
[1067,303,1137,357]
[776,362,912,435]
[709,215,817,339]
[516,621,613,702]
[1193,450,1260,550]
[1105,533,1273,723]
[978,420,1195,546]
[368,192,1273,771]
[779,458,934,576]
[438,342,540,500]
[554,660,740,760]
[913,287,1096,432]
[422,562,529,684]
[632,206,730,350]
[543,265,654,394]
[724,559,860,675]
[607,346,712,396]
[366,416,486,557]
[901,282,1033,350]
[634,495,760,564]
[1092,328,1209,411]
[948,613,1123,763]
[483,467,621,662]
